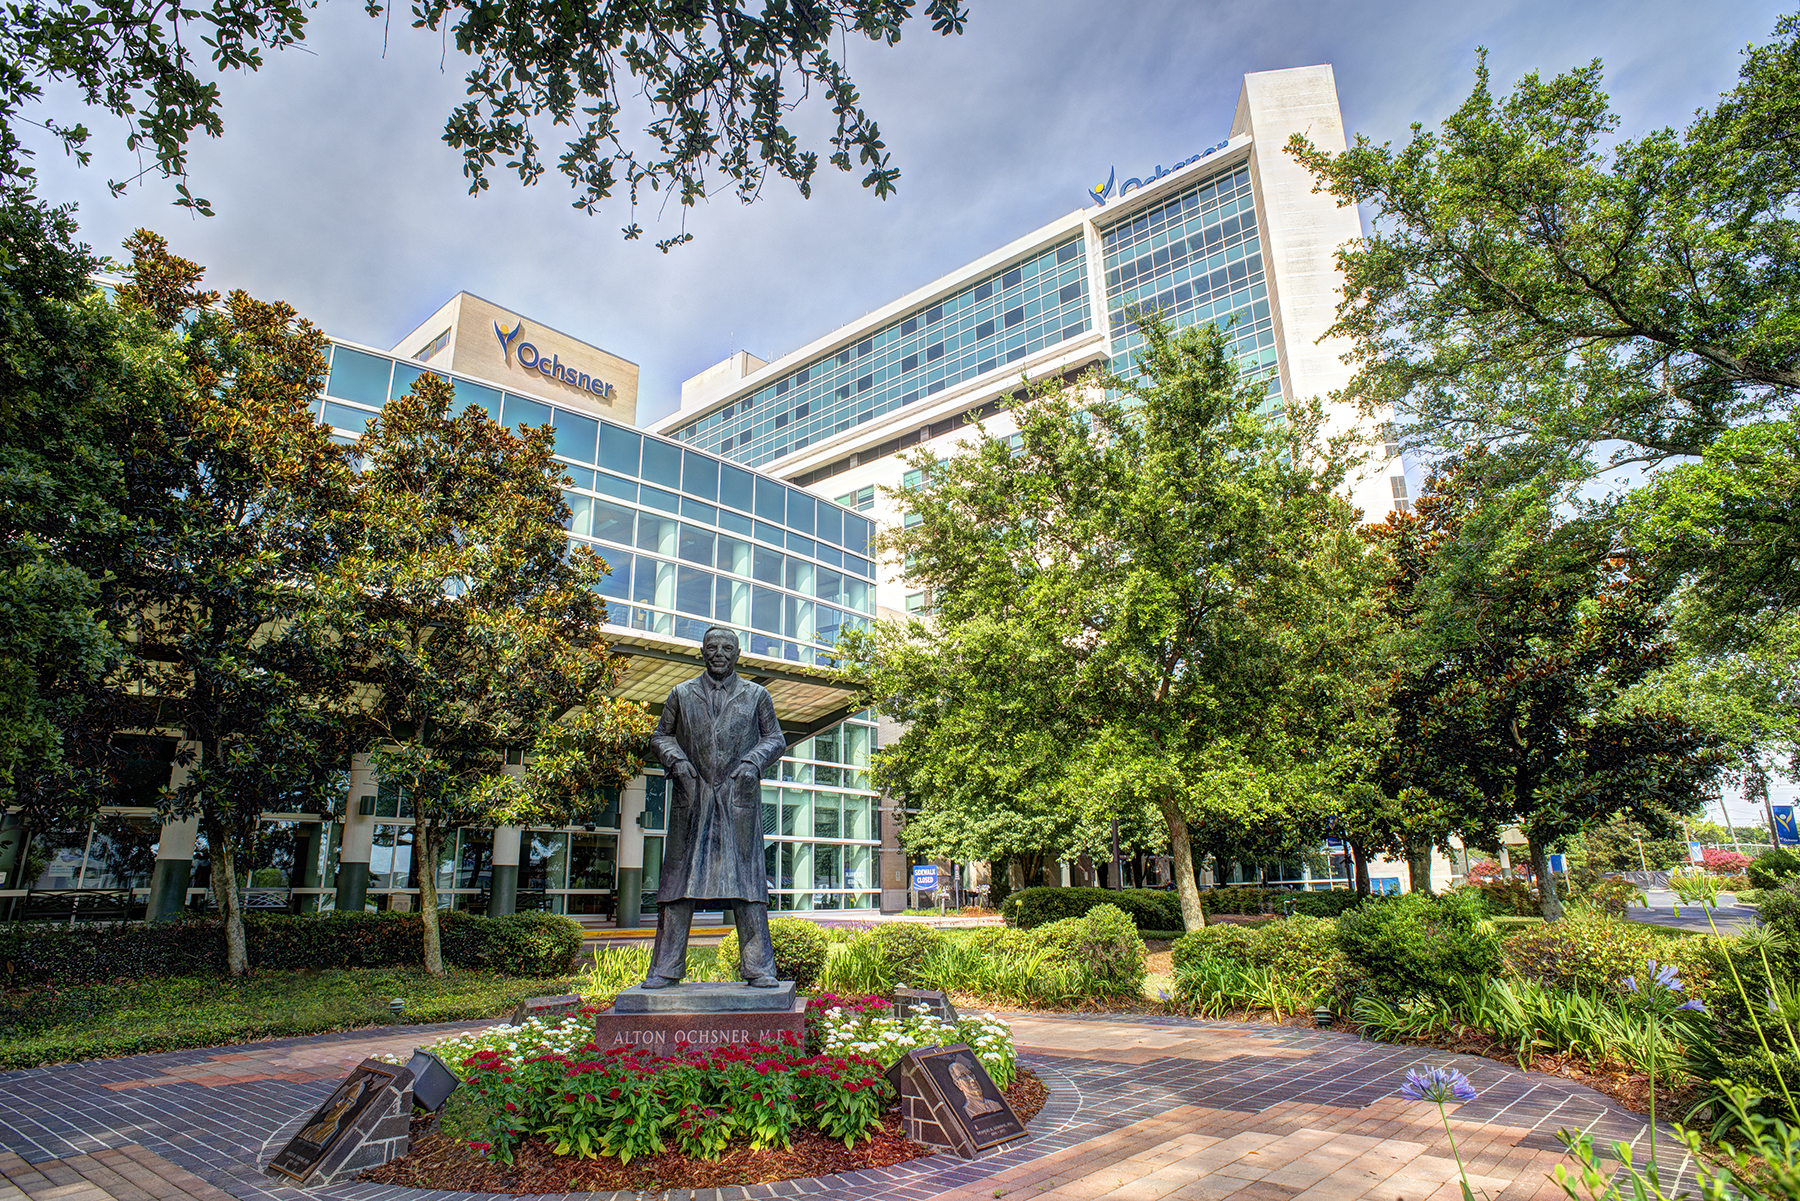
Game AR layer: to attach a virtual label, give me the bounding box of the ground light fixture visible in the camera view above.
[1312,1006,1334,1028]
[389,997,406,1017]
[407,1048,460,1112]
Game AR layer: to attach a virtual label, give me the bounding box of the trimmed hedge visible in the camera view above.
[0,909,585,985]
[1748,848,1800,891]
[999,885,1364,932]
[1001,887,1182,932]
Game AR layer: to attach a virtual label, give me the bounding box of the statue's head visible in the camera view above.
[702,627,741,679]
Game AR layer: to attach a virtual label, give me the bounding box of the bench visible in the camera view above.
[16,889,134,923]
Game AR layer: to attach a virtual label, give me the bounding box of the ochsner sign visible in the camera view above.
[494,319,616,400]
[1090,140,1230,206]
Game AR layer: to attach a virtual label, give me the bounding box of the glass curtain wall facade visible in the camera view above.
[313,341,883,913]
[320,343,877,666]
[664,240,1092,468]
[1100,161,1280,405]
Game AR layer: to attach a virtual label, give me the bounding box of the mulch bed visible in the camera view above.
[365,1068,1046,1194]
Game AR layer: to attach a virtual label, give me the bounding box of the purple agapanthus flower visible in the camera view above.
[1678,997,1707,1013]
[1624,960,1685,996]
[1400,1066,1478,1105]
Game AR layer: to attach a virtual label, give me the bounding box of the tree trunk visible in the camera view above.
[1159,797,1206,930]
[419,821,444,975]
[1526,835,1564,922]
[1406,843,1435,896]
[1008,857,1026,893]
[214,836,249,976]
[1349,839,1371,898]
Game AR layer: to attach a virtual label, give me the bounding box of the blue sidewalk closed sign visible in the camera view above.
[1777,805,1799,845]
[912,865,939,890]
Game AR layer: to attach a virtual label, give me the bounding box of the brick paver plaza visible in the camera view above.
[0,1012,1670,1201]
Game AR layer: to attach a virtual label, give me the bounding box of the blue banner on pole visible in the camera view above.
[1548,854,1565,874]
[912,864,939,891]
[1777,805,1799,845]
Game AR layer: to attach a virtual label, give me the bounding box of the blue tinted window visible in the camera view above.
[595,472,637,502]
[718,508,753,537]
[503,394,553,431]
[597,554,631,600]
[390,363,442,400]
[454,379,502,422]
[751,586,782,633]
[598,423,640,476]
[553,410,598,463]
[754,521,784,546]
[641,438,682,489]
[592,500,634,545]
[680,498,718,524]
[676,566,713,616]
[720,463,755,512]
[815,568,842,604]
[815,543,842,568]
[322,401,375,433]
[753,546,783,585]
[845,515,872,557]
[562,465,595,490]
[640,485,680,514]
[681,452,720,500]
[786,490,815,534]
[326,347,392,405]
[816,506,843,548]
[787,534,815,558]
[755,477,785,522]
[678,525,715,565]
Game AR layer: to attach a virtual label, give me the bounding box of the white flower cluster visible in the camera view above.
[815,1006,1016,1083]
[417,1015,594,1076]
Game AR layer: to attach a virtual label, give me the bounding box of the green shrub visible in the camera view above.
[1001,886,1181,933]
[1028,904,1146,997]
[1573,876,1642,918]
[1171,916,1346,981]
[1499,908,1657,993]
[1286,890,1362,918]
[1334,890,1501,1002]
[1748,848,1800,891]
[716,918,829,989]
[869,924,945,986]
[1470,879,1538,917]
[0,909,586,985]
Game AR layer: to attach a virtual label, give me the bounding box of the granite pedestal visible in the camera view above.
[595,981,806,1056]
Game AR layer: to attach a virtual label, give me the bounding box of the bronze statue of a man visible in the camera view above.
[643,626,787,987]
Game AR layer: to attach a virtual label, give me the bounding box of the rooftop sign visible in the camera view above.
[495,317,616,401]
[1089,140,1230,206]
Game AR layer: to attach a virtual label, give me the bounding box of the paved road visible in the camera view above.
[1626,890,1761,934]
[0,1009,1683,1201]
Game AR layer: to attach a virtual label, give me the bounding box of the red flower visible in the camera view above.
[504,1101,518,1112]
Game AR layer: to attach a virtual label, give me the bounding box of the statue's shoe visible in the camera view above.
[746,976,780,988]
[640,975,682,989]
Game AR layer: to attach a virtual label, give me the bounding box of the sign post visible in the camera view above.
[912,864,938,912]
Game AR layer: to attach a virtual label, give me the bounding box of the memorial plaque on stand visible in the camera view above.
[594,981,807,1057]
[265,1058,415,1185]
[894,987,960,1025]
[890,1043,1027,1157]
[510,993,585,1025]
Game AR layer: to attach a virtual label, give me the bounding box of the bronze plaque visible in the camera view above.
[267,1059,402,1182]
[592,996,807,1057]
[911,1043,1027,1153]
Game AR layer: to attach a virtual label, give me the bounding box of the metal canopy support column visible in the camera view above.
[615,778,646,928]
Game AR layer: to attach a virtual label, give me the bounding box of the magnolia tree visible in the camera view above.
[325,374,651,973]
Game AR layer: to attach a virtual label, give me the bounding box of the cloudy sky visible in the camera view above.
[22,0,1799,835]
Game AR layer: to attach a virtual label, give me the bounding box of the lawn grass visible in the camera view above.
[0,967,584,1070]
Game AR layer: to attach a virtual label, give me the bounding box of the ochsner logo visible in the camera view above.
[493,315,615,402]
[1090,140,1230,206]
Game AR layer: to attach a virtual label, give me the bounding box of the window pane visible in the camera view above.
[751,585,782,633]
[597,553,631,601]
[720,463,756,513]
[755,476,785,522]
[592,500,635,545]
[637,514,677,555]
[554,410,599,463]
[502,393,553,431]
[322,401,375,433]
[641,438,682,488]
[716,535,751,576]
[816,505,843,547]
[598,423,641,476]
[675,565,713,616]
[326,347,392,405]
[752,546,783,585]
[785,489,815,534]
[678,524,715,565]
[564,492,592,536]
[682,451,719,500]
